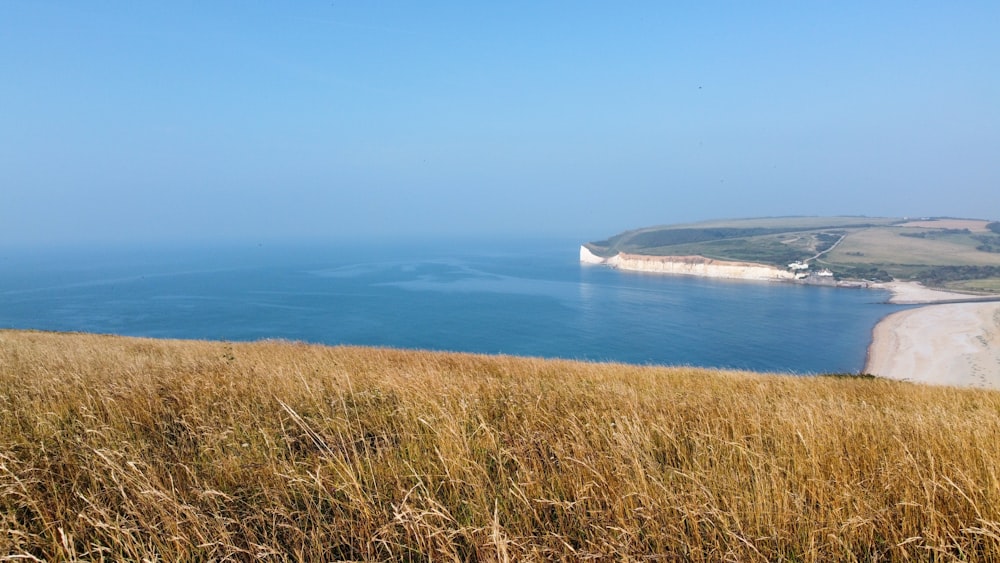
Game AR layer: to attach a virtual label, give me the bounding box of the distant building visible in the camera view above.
[788,261,809,270]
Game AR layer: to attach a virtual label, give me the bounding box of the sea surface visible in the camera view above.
[0,239,906,374]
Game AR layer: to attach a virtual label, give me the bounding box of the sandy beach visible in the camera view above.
[866,282,1000,388]
[879,281,985,304]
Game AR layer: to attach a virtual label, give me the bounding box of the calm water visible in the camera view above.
[0,239,904,374]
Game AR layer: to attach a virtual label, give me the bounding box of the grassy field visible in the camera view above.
[626,216,899,232]
[586,216,892,259]
[824,227,1000,267]
[5,330,1000,561]
[946,278,1000,292]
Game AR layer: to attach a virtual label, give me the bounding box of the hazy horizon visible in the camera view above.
[3,2,998,246]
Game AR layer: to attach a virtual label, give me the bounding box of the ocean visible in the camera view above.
[0,239,905,374]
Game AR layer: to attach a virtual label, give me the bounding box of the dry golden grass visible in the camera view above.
[898,220,992,233]
[4,330,1000,561]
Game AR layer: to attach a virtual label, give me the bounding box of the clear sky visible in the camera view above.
[3,1,998,245]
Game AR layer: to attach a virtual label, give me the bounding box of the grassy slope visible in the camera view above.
[588,216,1000,289]
[4,331,1000,561]
[586,216,897,259]
[819,226,1000,289]
[825,227,1000,266]
[613,216,898,234]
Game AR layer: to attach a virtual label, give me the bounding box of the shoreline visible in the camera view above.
[580,246,797,281]
[865,281,1000,388]
[873,281,1000,305]
[582,247,1000,387]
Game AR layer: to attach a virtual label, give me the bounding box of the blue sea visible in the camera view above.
[0,239,905,374]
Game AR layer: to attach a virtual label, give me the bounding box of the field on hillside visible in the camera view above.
[823,227,1000,266]
[587,216,1000,290]
[628,216,900,232]
[4,331,1000,560]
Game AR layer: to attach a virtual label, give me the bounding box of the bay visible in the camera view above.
[0,239,904,374]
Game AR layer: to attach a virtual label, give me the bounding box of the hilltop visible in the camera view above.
[3,330,1000,560]
[585,216,1000,291]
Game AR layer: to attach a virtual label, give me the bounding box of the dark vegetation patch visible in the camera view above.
[832,265,894,282]
[691,239,805,266]
[913,265,1000,286]
[819,372,877,379]
[813,231,845,253]
[972,235,1000,253]
[987,221,1000,235]
[899,228,971,238]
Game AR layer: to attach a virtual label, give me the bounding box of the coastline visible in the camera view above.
[583,245,1000,387]
[865,282,1000,388]
[580,246,796,281]
[874,281,997,305]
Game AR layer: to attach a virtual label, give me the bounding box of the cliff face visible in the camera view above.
[580,246,795,281]
[579,245,608,264]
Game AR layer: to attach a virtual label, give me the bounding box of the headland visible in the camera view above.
[585,216,1000,388]
[580,246,796,281]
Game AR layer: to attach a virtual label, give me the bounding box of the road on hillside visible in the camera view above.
[805,233,846,263]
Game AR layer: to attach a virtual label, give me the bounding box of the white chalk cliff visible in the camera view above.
[579,245,608,264]
[580,246,795,281]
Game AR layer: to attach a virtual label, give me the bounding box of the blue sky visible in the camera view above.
[3,2,998,245]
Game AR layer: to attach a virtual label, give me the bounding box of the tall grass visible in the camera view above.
[3,330,1000,561]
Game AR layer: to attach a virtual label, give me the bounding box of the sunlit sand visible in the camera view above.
[867,283,1000,388]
